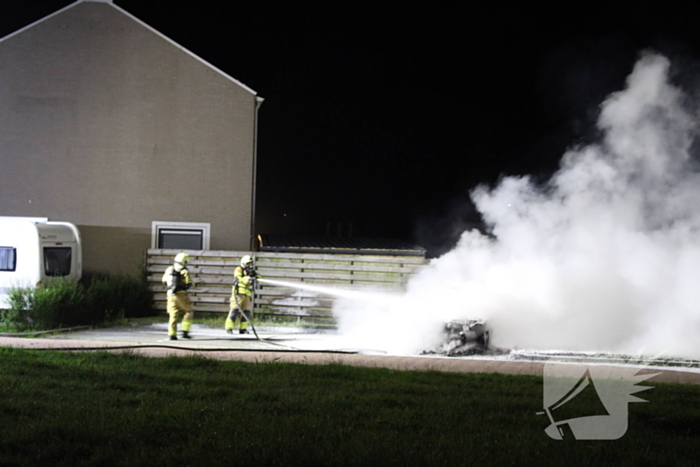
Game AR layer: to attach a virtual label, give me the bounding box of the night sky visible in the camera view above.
[4,1,700,256]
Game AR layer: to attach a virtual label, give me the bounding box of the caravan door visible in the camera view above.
[38,222,82,283]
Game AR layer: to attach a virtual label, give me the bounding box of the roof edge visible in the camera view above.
[0,0,259,97]
[109,2,258,96]
[0,1,80,44]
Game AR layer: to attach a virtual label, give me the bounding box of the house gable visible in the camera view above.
[0,0,262,274]
[0,0,257,96]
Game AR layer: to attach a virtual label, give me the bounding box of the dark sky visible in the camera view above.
[4,1,700,256]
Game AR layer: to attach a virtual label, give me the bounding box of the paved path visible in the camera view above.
[1,323,699,385]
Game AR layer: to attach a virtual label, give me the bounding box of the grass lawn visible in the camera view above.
[0,347,698,466]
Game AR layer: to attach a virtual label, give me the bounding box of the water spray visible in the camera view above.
[258,278,400,305]
[258,278,448,355]
[226,278,390,352]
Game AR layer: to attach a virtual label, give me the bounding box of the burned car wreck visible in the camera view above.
[422,319,492,356]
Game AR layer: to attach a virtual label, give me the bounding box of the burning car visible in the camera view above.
[423,319,491,356]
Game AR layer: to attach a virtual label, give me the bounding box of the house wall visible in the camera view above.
[0,2,258,275]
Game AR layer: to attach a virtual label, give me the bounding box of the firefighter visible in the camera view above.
[225,254,258,334]
[162,252,194,340]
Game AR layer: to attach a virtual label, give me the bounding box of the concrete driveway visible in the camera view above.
[1,322,699,385]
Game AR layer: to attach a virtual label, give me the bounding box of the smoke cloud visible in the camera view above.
[334,53,700,358]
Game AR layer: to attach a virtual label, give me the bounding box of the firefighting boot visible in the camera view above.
[182,331,191,339]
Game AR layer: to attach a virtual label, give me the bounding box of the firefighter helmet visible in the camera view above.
[240,255,253,267]
[174,252,190,265]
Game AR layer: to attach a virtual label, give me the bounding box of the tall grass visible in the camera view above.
[1,274,154,331]
[0,348,698,466]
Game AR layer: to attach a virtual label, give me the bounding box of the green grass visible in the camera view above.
[0,348,698,466]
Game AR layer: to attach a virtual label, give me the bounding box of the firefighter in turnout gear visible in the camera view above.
[225,255,258,334]
[162,252,194,340]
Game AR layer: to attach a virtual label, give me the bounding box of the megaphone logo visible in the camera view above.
[539,359,659,440]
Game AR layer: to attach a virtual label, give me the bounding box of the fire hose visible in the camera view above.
[231,276,298,350]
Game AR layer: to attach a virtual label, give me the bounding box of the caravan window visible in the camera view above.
[0,247,16,272]
[44,247,72,276]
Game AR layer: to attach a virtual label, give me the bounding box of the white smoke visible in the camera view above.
[335,53,700,358]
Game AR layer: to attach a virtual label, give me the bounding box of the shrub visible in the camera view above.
[2,286,35,331]
[1,274,155,332]
[83,273,154,320]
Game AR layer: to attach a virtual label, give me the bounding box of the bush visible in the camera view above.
[83,273,154,320]
[0,274,155,332]
[2,286,35,330]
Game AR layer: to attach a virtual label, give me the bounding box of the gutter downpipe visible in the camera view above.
[250,95,264,252]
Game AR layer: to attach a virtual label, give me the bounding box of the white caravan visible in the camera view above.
[0,218,82,308]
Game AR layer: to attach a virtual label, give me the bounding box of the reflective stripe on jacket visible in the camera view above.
[234,266,254,296]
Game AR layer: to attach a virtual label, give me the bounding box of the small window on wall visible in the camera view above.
[152,222,211,250]
[44,247,72,276]
[0,247,17,272]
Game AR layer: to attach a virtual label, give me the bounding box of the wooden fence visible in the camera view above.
[147,249,428,321]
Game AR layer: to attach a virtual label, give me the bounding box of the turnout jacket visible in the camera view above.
[162,265,193,296]
[233,266,256,297]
